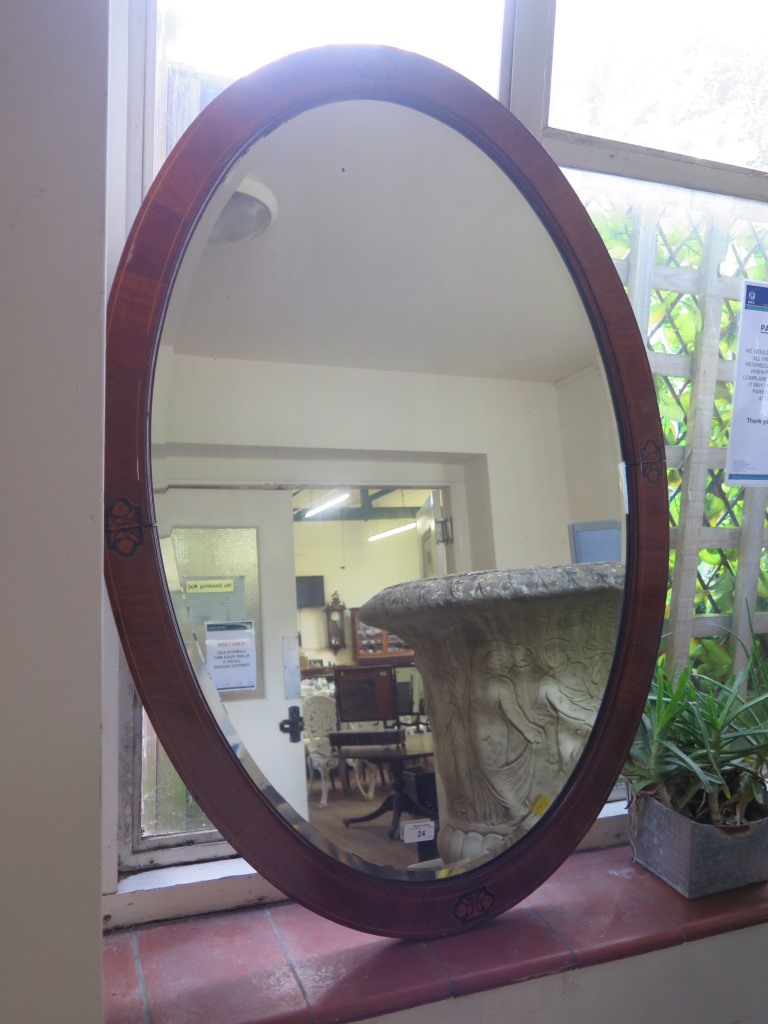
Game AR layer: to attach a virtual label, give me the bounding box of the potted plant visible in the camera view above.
[623,637,768,897]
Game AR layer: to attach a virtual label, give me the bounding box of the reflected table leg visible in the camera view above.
[343,760,434,839]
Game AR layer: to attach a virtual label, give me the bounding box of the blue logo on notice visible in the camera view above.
[745,283,768,309]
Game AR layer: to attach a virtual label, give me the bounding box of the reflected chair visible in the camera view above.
[303,693,375,806]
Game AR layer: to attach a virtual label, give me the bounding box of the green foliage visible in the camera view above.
[689,635,734,682]
[655,375,689,446]
[722,220,768,281]
[648,291,702,356]
[758,549,768,613]
[587,205,632,259]
[665,549,676,619]
[718,299,741,362]
[667,467,682,528]
[624,639,768,826]
[694,547,737,615]
[711,379,734,448]
[702,468,742,527]
[655,211,704,270]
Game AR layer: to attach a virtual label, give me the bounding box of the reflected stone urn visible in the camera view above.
[360,564,625,865]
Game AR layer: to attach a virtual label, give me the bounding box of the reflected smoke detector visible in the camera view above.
[208,177,278,246]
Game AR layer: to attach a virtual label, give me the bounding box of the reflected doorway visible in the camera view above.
[294,485,448,867]
[137,484,454,868]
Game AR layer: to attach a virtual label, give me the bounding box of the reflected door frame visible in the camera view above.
[155,487,309,817]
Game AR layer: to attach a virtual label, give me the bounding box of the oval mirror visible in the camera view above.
[105,46,667,938]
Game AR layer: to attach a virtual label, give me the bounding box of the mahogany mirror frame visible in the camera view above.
[104,45,668,939]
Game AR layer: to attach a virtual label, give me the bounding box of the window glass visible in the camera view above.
[140,707,214,837]
[156,0,505,166]
[566,167,768,678]
[759,549,768,613]
[132,0,506,867]
[126,2,768,871]
[550,0,768,172]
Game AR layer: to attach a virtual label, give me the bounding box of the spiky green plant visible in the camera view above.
[624,638,768,826]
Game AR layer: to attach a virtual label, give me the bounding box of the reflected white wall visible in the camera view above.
[153,352,616,570]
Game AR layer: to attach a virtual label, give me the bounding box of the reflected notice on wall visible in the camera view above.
[163,527,265,699]
[204,621,258,692]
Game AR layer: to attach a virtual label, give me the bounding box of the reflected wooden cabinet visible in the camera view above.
[351,608,414,664]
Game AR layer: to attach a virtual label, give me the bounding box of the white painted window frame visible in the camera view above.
[101,0,279,924]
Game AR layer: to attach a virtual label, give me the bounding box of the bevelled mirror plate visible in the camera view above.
[105,46,668,938]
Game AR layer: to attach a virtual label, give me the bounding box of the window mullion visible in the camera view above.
[125,0,157,215]
[544,128,768,207]
[666,219,733,667]
[503,0,556,136]
[625,200,659,333]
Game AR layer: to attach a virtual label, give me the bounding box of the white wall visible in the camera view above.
[155,354,589,569]
[556,364,624,525]
[0,2,114,1022]
[294,515,423,655]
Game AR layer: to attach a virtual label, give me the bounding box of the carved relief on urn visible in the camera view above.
[360,564,624,865]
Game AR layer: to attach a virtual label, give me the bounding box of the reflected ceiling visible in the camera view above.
[163,101,597,382]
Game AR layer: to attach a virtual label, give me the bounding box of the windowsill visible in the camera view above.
[102,803,630,931]
[103,843,768,1024]
[102,858,287,931]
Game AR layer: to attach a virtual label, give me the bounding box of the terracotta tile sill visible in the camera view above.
[103,845,768,1024]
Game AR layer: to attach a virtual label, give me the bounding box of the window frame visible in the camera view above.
[514,0,768,677]
[511,0,768,204]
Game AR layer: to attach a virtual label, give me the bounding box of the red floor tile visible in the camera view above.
[524,847,683,967]
[136,908,311,1024]
[601,844,768,940]
[426,901,575,995]
[103,847,768,1024]
[103,932,146,1024]
[269,902,451,1024]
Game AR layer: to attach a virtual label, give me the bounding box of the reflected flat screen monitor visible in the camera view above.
[568,520,622,563]
[296,575,325,608]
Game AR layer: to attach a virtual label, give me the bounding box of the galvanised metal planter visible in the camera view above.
[629,793,768,899]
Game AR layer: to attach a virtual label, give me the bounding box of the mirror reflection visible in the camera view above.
[150,98,625,876]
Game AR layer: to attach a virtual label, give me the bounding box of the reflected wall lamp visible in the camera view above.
[208,176,278,246]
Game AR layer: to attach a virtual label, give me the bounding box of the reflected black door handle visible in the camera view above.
[279,705,304,742]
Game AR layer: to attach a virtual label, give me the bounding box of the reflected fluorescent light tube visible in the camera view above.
[304,492,350,518]
[368,523,417,542]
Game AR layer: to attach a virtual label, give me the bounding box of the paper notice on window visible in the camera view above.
[205,620,257,691]
[726,281,768,485]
